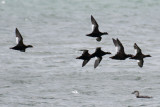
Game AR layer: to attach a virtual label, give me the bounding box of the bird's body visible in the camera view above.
[76,50,92,67]
[132,91,152,98]
[110,38,132,60]
[91,47,111,68]
[10,44,32,52]
[10,28,33,52]
[86,15,108,42]
[130,43,151,67]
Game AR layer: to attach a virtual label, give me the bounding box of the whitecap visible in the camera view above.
[71,90,79,94]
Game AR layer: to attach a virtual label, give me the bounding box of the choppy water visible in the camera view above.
[0,0,160,107]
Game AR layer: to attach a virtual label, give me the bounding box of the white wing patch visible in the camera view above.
[137,60,140,63]
[115,46,118,53]
[91,24,94,31]
[16,37,19,44]
[134,49,137,54]
[115,45,120,53]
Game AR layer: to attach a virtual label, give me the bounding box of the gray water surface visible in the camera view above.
[0,0,160,107]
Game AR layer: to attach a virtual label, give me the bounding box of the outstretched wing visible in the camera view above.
[112,38,119,53]
[82,60,90,67]
[116,38,125,54]
[112,38,124,54]
[134,43,142,54]
[94,57,102,68]
[91,15,99,32]
[137,59,143,67]
[15,28,23,44]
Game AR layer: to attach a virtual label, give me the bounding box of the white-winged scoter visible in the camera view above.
[130,43,151,67]
[10,28,33,52]
[86,15,108,42]
[76,50,92,67]
[110,38,132,60]
[91,47,111,68]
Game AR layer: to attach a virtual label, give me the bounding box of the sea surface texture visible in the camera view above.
[0,0,160,107]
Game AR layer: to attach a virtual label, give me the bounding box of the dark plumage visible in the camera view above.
[130,43,151,67]
[132,91,152,98]
[110,38,132,60]
[76,50,92,67]
[86,15,108,42]
[10,28,33,52]
[91,47,111,68]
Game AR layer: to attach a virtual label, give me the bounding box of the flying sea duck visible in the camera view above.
[91,47,111,68]
[86,15,108,42]
[76,49,92,67]
[130,43,151,67]
[110,38,132,60]
[10,28,33,52]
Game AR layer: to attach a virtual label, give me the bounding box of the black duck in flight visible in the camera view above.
[10,28,33,52]
[91,47,111,68]
[76,50,92,67]
[130,43,151,67]
[110,38,132,60]
[86,15,108,42]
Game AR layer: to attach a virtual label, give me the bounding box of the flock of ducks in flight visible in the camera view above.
[10,15,152,98]
[76,15,151,68]
[10,15,151,68]
[77,15,153,98]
